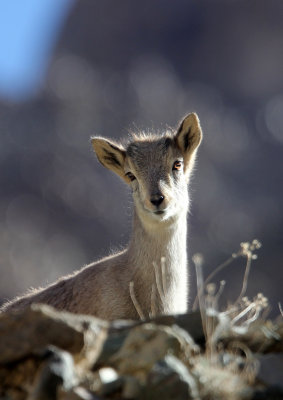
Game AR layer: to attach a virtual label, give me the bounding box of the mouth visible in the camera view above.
[154,210,165,215]
[141,206,174,222]
[140,201,168,217]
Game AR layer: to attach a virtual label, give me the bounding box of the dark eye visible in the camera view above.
[172,160,182,171]
[125,172,136,181]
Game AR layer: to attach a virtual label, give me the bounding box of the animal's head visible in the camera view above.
[92,113,202,225]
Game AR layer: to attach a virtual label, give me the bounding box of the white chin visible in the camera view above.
[138,203,175,222]
[152,210,173,221]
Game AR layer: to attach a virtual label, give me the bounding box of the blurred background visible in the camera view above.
[0,0,282,314]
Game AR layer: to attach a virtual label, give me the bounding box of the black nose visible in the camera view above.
[150,194,164,207]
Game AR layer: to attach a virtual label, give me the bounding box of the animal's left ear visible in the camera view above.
[174,113,202,171]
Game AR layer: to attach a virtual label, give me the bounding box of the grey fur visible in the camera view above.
[0,113,202,320]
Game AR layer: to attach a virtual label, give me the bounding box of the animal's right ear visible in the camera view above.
[91,137,128,182]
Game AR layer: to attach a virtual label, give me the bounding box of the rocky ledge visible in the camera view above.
[0,304,282,400]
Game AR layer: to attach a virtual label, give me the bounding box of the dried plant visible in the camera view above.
[130,256,169,320]
[128,239,281,398]
[129,281,145,320]
[190,240,271,391]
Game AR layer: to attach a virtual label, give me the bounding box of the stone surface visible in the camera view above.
[0,304,108,366]
[109,323,199,377]
[0,305,282,400]
[59,386,100,400]
[149,312,204,345]
[96,312,203,367]
[30,346,76,400]
[143,355,199,400]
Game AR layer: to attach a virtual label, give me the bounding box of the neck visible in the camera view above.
[126,207,188,316]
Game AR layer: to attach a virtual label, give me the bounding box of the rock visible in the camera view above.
[95,327,129,367]
[0,305,282,400]
[30,346,76,400]
[109,323,199,378]
[0,304,108,367]
[96,367,123,396]
[142,355,199,400]
[149,312,204,345]
[122,376,142,399]
[251,385,283,400]
[0,305,108,399]
[59,386,100,400]
[0,357,40,400]
[96,312,204,367]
